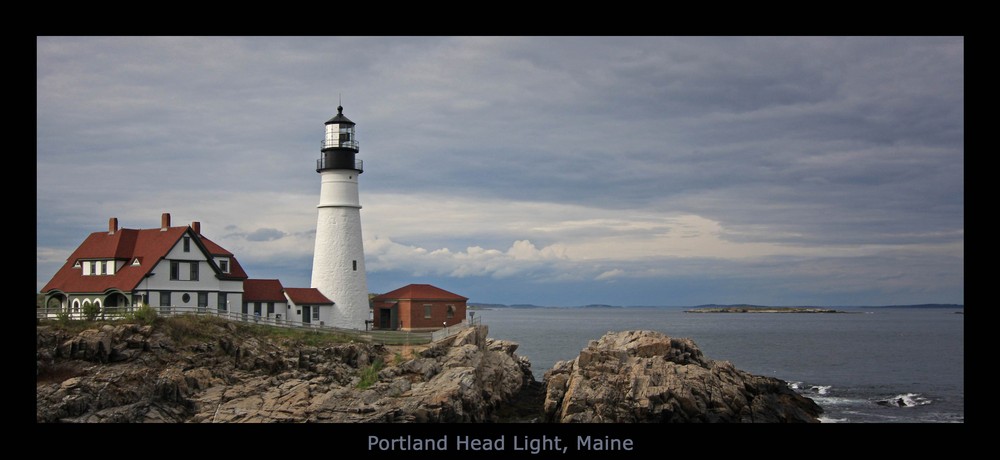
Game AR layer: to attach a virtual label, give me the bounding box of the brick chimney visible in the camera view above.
[109,217,118,235]
[190,221,201,235]
[161,212,171,231]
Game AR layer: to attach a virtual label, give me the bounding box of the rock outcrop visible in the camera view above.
[37,319,822,423]
[542,330,823,422]
[36,318,532,423]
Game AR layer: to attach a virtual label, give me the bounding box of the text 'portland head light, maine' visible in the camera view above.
[310,105,369,330]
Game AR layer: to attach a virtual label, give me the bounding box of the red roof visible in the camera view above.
[372,284,468,302]
[42,225,248,294]
[284,288,333,305]
[244,279,286,302]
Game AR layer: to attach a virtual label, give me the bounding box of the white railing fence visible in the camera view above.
[36,305,471,346]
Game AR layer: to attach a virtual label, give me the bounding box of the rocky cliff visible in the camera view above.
[36,317,531,423]
[542,330,822,422]
[36,318,820,423]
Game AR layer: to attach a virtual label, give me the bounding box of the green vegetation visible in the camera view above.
[130,304,158,325]
[113,304,158,325]
[56,310,71,326]
[246,324,355,346]
[162,314,228,344]
[356,358,385,389]
[82,302,101,321]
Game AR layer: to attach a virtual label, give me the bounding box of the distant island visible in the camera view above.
[468,302,963,311]
[685,306,849,313]
[869,304,964,309]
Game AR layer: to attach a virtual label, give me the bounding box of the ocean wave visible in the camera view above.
[874,393,932,408]
[818,416,848,423]
[810,385,831,395]
[787,381,831,395]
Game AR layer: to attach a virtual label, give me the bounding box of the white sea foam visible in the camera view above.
[787,381,802,390]
[818,416,848,423]
[810,385,832,395]
[875,393,932,408]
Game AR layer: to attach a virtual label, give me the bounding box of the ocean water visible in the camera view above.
[478,307,964,423]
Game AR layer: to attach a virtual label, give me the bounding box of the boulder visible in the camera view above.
[542,330,822,423]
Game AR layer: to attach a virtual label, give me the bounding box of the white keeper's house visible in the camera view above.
[40,212,333,325]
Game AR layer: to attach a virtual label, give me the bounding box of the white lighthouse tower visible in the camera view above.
[310,105,369,329]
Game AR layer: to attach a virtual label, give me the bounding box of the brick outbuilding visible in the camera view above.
[371,284,468,331]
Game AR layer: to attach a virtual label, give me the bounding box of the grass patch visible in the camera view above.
[245,324,356,346]
[356,358,385,389]
[161,314,229,345]
[39,312,360,348]
[42,319,101,335]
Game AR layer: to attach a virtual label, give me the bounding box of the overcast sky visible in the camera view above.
[36,36,964,306]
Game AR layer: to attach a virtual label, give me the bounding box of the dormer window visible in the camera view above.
[89,261,97,275]
[219,258,229,273]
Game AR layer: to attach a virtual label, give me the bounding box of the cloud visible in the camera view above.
[595,269,625,281]
[36,37,963,305]
[245,228,287,242]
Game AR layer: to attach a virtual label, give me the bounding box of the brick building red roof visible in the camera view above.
[41,225,248,295]
[243,279,286,302]
[284,288,333,305]
[372,284,468,302]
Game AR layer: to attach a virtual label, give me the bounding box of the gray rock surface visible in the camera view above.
[37,320,821,423]
[541,330,823,422]
[36,320,531,423]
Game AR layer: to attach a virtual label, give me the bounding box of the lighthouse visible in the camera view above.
[310,105,369,329]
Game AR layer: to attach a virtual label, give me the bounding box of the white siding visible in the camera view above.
[146,259,220,292]
[164,238,203,260]
[141,241,243,313]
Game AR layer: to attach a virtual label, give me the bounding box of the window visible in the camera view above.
[183,236,190,252]
[89,261,97,275]
[100,261,107,275]
[170,261,180,280]
[447,305,455,319]
[219,259,229,273]
[267,302,274,315]
[424,304,432,319]
[253,303,262,316]
[190,262,199,281]
[198,292,208,312]
[218,293,227,312]
[312,307,320,320]
[353,260,357,271]
[160,291,171,313]
[182,293,191,303]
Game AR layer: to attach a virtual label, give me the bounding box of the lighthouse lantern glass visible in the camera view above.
[324,123,357,149]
